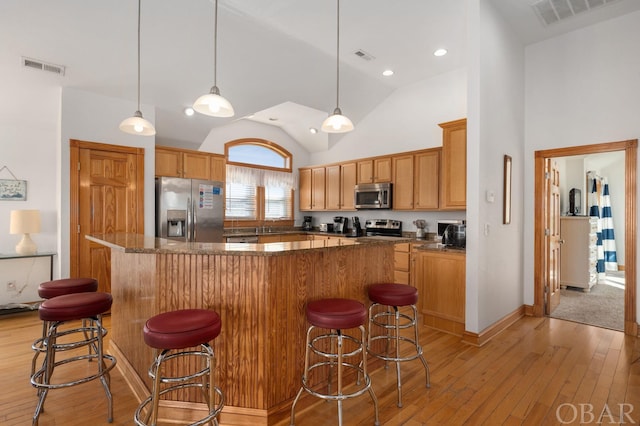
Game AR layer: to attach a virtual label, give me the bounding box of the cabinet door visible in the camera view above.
[182,152,211,180]
[155,148,182,177]
[210,155,226,182]
[440,118,467,209]
[374,157,392,182]
[357,160,374,184]
[311,167,326,210]
[325,165,341,210]
[392,154,415,210]
[299,168,312,211]
[258,234,281,243]
[414,149,440,210]
[340,162,357,210]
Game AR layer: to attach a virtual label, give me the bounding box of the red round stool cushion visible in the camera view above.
[368,283,418,307]
[144,309,222,350]
[306,298,366,330]
[39,292,113,322]
[38,278,98,299]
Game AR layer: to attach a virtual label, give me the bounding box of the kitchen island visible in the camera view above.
[88,233,395,425]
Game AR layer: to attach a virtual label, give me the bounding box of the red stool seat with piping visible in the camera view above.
[306,298,367,330]
[143,309,222,349]
[38,277,98,299]
[368,283,418,307]
[39,292,112,322]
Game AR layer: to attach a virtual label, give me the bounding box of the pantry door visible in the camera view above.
[546,159,561,314]
[69,140,144,293]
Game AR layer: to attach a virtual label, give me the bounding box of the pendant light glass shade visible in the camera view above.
[120,0,155,136]
[193,86,234,117]
[321,107,354,133]
[194,0,234,118]
[322,0,353,134]
[119,110,156,135]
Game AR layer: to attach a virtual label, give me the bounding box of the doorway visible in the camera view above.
[534,139,638,336]
[69,140,145,293]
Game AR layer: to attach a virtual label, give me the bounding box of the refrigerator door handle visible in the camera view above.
[187,197,192,241]
[192,198,197,241]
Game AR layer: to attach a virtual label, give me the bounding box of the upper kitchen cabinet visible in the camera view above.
[392,149,440,211]
[299,167,326,211]
[155,146,225,182]
[439,118,467,210]
[325,163,357,210]
[357,157,392,184]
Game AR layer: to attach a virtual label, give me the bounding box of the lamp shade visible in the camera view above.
[10,209,41,234]
[119,110,156,136]
[321,108,354,133]
[193,86,235,118]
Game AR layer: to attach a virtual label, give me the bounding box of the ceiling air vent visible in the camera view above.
[353,49,375,61]
[531,0,620,26]
[21,57,66,76]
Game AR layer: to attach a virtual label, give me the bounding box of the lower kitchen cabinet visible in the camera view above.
[415,250,465,336]
[394,243,412,285]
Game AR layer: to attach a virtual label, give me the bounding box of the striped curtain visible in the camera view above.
[587,172,618,280]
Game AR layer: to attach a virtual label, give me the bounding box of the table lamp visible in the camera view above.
[10,209,41,255]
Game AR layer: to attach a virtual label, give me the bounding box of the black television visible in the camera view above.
[569,188,581,215]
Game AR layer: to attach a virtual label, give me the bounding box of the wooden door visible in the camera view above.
[357,160,373,184]
[374,157,392,182]
[392,154,414,210]
[182,152,210,180]
[155,147,182,177]
[70,140,144,293]
[311,167,326,210]
[546,159,561,314]
[325,165,341,210]
[414,149,440,209]
[439,118,467,209]
[298,168,312,211]
[339,162,357,210]
[210,155,226,182]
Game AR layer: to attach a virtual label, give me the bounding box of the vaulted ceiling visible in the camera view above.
[3,0,639,151]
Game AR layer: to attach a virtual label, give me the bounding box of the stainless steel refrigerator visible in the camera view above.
[155,177,224,243]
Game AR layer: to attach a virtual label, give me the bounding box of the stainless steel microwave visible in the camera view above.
[354,183,392,209]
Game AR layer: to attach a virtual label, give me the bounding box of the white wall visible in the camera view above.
[523,11,640,318]
[60,88,156,277]
[466,0,526,333]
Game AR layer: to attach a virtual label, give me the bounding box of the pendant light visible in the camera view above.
[193,0,234,117]
[120,0,155,136]
[321,0,354,134]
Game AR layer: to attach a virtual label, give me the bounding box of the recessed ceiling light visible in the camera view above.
[309,127,318,134]
[434,48,448,57]
[184,107,195,116]
[382,69,394,77]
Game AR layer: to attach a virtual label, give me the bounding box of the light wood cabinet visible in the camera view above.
[325,163,357,211]
[258,233,309,243]
[155,146,225,182]
[299,167,326,211]
[392,155,415,210]
[415,250,465,336]
[357,157,392,184]
[439,118,467,210]
[394,243,411,285]
[325,165,341,210]
[414,149,440,210]
[560,216,598,291]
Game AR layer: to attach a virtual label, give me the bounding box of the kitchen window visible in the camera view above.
[224,139,294,226]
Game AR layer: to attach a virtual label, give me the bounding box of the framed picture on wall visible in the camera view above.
[0,179,27,201]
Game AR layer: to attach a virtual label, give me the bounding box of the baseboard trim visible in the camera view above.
[462,305,526,347]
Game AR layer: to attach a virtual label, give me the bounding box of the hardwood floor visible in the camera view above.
[1,311,639,425]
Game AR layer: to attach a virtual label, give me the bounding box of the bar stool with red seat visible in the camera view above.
[134,309,224,426]
[31,278,99,377]
[290,298,380,426]
[367,283,430,408]
[30,291,116,425]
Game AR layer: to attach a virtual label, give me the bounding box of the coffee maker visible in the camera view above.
[333,216,347,234]
[349,216,363,237]
[302,216,313,231]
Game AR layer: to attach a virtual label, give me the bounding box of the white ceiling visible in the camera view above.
[3,0,639,151]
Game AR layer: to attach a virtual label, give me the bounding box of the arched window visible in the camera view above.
[224,139,294,226]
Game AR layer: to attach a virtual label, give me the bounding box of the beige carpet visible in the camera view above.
[550,279,624,331]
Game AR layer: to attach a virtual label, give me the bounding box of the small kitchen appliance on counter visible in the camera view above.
[349,216,363,237]
[333,216,348,234]
[364,219,402,237]
[413,219,427,239]
[442,223,466,248]
[302,216,313,231]
[319,223,334,233]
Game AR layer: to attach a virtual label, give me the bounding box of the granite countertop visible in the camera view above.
[86,232,400,256]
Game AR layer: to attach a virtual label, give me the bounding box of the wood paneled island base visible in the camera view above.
[89,234,394,425]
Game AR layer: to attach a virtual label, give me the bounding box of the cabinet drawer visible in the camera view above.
[394,270,410,285]
[394,251,410,271]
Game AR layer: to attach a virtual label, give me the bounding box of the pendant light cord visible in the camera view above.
[335,0,340,109]
[136,0,142,112]
[213,0,218,87]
